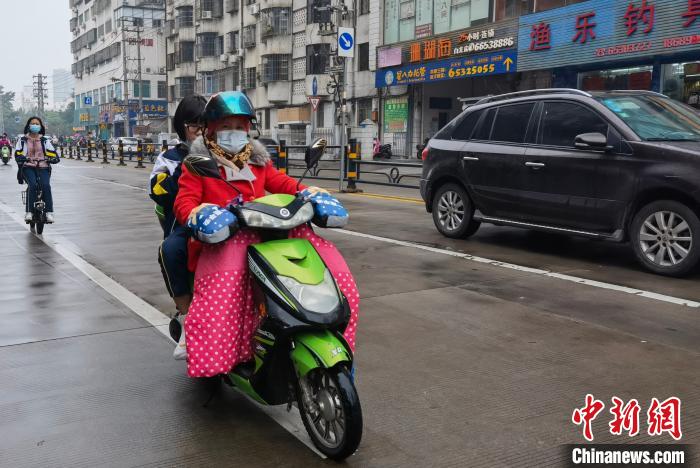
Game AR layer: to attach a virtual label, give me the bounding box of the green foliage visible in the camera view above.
[0,86,75,137]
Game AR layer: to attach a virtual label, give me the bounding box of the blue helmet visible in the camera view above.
[203,91,256,124]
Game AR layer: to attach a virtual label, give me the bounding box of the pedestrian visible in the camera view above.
[172,91,359,376]
[14,117,60,223]
[149,94,207,359]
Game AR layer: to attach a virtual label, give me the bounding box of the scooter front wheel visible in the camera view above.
[296,366,362,461]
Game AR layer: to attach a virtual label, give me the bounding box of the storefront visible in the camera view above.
[376,19,541,155]
[517,0,700,107]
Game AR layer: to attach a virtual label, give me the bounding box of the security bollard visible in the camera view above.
[118,141,126,166]
[135,142,145,168]
[161,139,168,157]
[101,140,110,164]
[344,139,362,193]
[76,145,83,160]
[87,140,95,162]
[277,143,288,174]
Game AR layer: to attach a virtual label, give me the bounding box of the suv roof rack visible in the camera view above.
[593,90,669,98]
[474,88,592,106]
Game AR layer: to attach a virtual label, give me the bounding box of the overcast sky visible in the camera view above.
[0,0,73,102]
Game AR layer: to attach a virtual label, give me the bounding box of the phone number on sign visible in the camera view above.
[453,37,515,55]
[448,63,496,78]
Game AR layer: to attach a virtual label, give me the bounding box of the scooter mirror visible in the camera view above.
[184,154,222,179]
[305,138,327,169]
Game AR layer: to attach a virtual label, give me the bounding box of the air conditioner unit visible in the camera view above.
[249,4,260,15]
[220,54,229,63]
[159,67,166,74]
[201,10,213,19]
[229,55,240,64]
[146,67,152,73]
[157,27,163,35]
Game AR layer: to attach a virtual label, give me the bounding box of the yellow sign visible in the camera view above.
[79,113,90,122]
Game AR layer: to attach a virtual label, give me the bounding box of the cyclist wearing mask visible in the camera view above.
[15,117,60,223]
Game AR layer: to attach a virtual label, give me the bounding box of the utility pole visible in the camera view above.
[33,74,48,120]
[136,25,144,130]
[121,17,131,137]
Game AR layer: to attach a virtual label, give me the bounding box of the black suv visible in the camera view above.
[420,89,700,276]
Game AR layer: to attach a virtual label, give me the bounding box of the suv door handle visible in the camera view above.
[525,162,545,168]
[462,154,479,161]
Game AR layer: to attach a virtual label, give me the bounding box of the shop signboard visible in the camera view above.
[377,19,517,68]
[376,50,517,88]
[517,0,700,72]
[383,96,408,133]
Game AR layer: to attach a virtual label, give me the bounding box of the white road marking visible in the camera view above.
[331,228,700,309]
[76,174,148,192]
[0,201,325,459]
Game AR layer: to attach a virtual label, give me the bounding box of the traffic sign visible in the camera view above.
[84,96,93,106]
[308,96,321,112]
[338,27,354,58]
[14,116,20,124]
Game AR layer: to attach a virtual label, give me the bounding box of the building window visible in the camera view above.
[307,0,331,24]
[306,44,330,74]
[133,80,151,98]
[261,54,291,82]
[242,68,257,89]
[494,0,534,22]
[534,0,587,13]
[157,81,167,99]
[100,87,107,103]
[105,19,112,33]
[261,8,291,39]
[356,98,372,124]
[199,72,214,94]
[200,0,224,18]
[197,33,218,57]
[152,19,163,27]
[176,77,195,98]
[115,82,122,100]
[242,25,256,48]
[357,43,369,71]
[227,30,239,52]
[245,0,257,5]
[226,0,239,13]
[107,84,114,101]
[176,6,194,27]
[179,41,195,63]
[359,0,370,15]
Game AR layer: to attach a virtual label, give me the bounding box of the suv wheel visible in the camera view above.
[630,200,700,277]
[432,183,480,238]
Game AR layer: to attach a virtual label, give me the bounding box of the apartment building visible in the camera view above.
[166,0,380,157]
[70,0,168,139]
[52,69,75,111]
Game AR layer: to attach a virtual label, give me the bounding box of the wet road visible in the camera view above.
[0,159,698,467]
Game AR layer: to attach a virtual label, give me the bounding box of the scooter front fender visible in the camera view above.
[291,330,352,377]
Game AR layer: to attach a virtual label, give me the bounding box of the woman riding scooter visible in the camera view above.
[173,91,360,378]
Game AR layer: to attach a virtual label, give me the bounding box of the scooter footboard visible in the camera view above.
[291,330,352,377]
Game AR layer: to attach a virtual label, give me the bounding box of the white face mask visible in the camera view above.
[216,129,248,154]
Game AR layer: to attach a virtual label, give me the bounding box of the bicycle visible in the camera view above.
[21,167,49,235]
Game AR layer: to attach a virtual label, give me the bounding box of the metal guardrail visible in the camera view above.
[59,138,423,190]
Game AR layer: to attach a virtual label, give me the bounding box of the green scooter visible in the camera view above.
[170,139,362,460]
[1,145,10,165]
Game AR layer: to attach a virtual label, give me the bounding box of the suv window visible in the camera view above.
[539,102,609,147]
[490,103,535,143]
[473,108,496,140]
[452,110,483,140]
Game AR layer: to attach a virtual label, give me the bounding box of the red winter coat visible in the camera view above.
[174,138,306,271]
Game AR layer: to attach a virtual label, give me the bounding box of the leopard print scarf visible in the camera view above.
[203,135,252,170]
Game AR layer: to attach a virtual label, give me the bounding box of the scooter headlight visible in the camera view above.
[239,203,314,230]
[277,269,340,314]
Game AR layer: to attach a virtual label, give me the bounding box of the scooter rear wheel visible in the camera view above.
[36,222,44,235]
[296,366,362,461]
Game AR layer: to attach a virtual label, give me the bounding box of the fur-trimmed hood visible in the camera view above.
[188,136,271,167]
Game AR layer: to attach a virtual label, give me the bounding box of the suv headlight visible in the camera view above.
[277,269,340,314]
[239,203,314,230]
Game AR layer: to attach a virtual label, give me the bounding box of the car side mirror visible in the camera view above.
[574,133,612,152]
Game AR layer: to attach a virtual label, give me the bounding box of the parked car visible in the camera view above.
[420,89,700,276]
[110,137,139,153]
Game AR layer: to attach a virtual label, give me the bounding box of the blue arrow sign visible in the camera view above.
[312,76,318,96]
[339,32,353,50]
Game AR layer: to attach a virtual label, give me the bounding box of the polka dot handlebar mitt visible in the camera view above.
[187,205,238,244]
[301,189,349,228]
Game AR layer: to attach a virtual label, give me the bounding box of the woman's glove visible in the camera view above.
[301,189,349,228]
[187,204,238,244]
